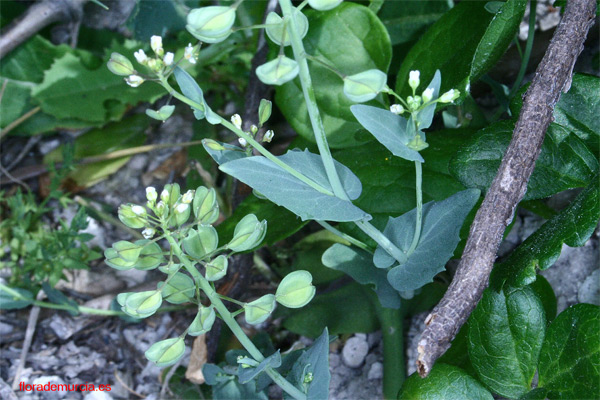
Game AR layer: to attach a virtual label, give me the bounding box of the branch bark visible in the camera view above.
[416,0,597,378]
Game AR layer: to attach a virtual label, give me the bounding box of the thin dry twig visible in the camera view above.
[416,0,597,378]
[11,291,44,390]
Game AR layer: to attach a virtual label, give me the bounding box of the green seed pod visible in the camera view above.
[158,272,195,304]
[265,8,308,46]
[133,240,165,271]
[256,56,299,86]
[227,214,267,252]
[173,203,191,226]
[244,294,276,325]
[107,52,135,76]
[145,337,185,367]
[182,225,219,259]
[258,99,272,128]
[146,105,175,121]
[186,6,236,44]
[104,247,136,270]
[188,306,216,336]
[193,187,219,225]
[205,255,228,281]
[343,69,387,103]
[308,0,343,11]
[118,204,146,229]
[202,139,226,151]
[113,240,142,262]
[158,262,181,275]
[275,270,316,308]
[123,290,163,318]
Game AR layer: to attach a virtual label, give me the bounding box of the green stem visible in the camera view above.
[509,0,536,99]
[317,221,371,252]
[407,161,423,255]
[379,307,406,400]
[279,0,348,200]
[164,233,306,400]
[355,220,407,264]
[160,78,333,197]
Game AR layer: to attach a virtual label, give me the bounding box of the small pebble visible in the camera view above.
[84,391,113,400]
[368,362,384,380]
[342,336,369,368]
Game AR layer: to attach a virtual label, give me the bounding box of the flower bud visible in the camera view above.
[146,105,175,122]
[308,0,343,11]
[390,104,404,115]
[250,125,258,135]
[142,228,155,239]
[156,201,167,217]
[408,70,420,91]
[275,270,315,308]
[145,337,185,367]
[107,53,135,76]
[146,187,158,203]
[118,204,146,228]
[256,56,299,86]
[263,129,274,143]
[244,294,276,325]
[147,58,163,73]
[439,89,460,103]
[422,87,434,103]
[150,35,164,57]
[174,203,190,225]
[131,205,146,216]
[186,6,236,44]
[258,99,272,127]
[231,114,242,130]
[188,307,216,336]
[163,52,174,66]
[134,49,148,65]
[184,43,197,64]
[125,75,144,87]
[238,138,247,147]
[407,95,422,111]
[160,189,170,203]
[343,69,387,103]
[182,190,194,204]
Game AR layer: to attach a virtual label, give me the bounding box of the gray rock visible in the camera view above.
[83,391,113,400]
[31,376,67,399]
[0,321,13,335]
[368,362,383,380]
[342,336,369,368]
[578,269,600,305]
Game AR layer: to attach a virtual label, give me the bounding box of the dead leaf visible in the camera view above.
[185,334,208,384]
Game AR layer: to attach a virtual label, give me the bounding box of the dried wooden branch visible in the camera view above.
[416,0,597,378]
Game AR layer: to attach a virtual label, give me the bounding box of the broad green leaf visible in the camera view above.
[287,328,330,399]
[127,0,186,41]
[399,364,493,400]
[437,324,477,378]
[468,286,546,398]
[396,0,525,101]
[31,41,163,124]
[538,304,600,399]
[202,139,247,165]
[519,388,549,400]
[276,3,391,148]
[158,272,195,304]
[238,351,281,384]
[530,275,557,322]
[450,120,598,200]
[44,115,149,188]
[281,282,379,337]
[219,150,368,222]
[379,1,451,46]
[553,74,600,156]
[322,243,402,309]
[491,178,599,288]
[381,189,481,292]
[42,282,79,316]
[350,104,423,162]
[0,286,34,310]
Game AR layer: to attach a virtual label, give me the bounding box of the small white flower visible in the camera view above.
[175,203,189,214]
[238,137,247,147]
[125,75,144,87]
[142,228,156,239]
[263,130,274,143]
[422,87,434,103]
[160,189,170,203]
[439,89,459,103]
[131,205,146,216]
[250,124,258,135]
[134,49,148,64]
[408,70,420,91]
[146,187,157,202]
[182,190,194,204]
[150,35,163,55]
[184,43,197,64]
[231,114,242,130]
[156,201,167,216]
[390,104,404,115]
[163,52,174,66]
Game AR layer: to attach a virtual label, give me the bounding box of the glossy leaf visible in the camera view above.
[379,1,450,46]
[219,150,368,222]
[276,3,391,148]
[0,286,34,310]
[450,120,598,200]
[321,243,402,309]
[287,328,330,399]
[538,304,600,399]
[468,286,546,398]
[491,178,599,288]
[379,189,480,292]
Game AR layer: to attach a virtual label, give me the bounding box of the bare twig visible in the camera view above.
[11,291,44,390]
[416,0,597,378]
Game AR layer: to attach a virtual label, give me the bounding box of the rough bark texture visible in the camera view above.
[416,0,597,378]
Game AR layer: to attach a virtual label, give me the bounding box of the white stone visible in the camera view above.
[84,391,113,400]
[342,336,369,368]
[368,362,383,380]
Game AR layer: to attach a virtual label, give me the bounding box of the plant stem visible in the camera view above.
[317,221,371,252]
[279,0,348,201]
[355,220,407,264]
[160,78,333,197]
[407,161,423,255]
[509,0,537,99]
[164,233,307,400]
[378,306,406,400]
